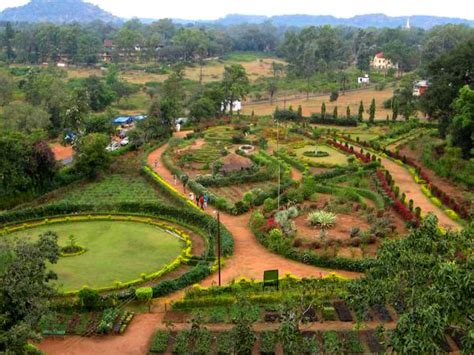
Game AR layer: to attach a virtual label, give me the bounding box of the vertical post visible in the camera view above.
[217,211,221,287]
[277,120,281,210]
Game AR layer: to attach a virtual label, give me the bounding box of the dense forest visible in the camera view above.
[0,20,473,74]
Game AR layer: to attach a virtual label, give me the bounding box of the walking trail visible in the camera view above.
[39,132,359,355]
[348,141,460,230]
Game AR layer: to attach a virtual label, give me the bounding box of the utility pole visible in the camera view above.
[216,211,221,286]
[276,119,281,210]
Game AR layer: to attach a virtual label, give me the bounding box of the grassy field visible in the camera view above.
[294,145,349,166]
[243,87,396,120]
[65,54,286,85]
[53,175,162,205]
[9,221,184,291]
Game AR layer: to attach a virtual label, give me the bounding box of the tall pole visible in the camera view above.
[217,211,221,286]
[277,120,281,210]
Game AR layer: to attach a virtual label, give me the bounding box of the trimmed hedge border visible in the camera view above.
[2,214,194,295]
[0,202,234,257]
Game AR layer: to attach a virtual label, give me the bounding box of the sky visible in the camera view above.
[1,0,473,20]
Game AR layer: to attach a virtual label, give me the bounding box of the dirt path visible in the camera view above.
[38,132,359,355]
[343,141,460,230]
[148,138,360,282]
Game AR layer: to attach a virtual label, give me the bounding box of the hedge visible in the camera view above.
[0,202,234,257]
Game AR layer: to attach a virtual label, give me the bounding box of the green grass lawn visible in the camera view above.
[54,175,162,205]
[8,221,184,291]
[295,145,349,166]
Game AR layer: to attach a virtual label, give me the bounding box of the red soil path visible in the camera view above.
[50,143,74,162]
[378,156,460,230]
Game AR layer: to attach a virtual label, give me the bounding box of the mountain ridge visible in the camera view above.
[0,0,473,29]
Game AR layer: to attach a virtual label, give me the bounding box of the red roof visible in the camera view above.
[375,52,384,58]
[104,40,114,48]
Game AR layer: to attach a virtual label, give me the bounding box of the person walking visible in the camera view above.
[203,192,209,208]
[173,175,177,185]
[199,195,205,210]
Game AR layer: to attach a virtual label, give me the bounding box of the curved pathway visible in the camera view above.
[39,133,359,355]
[345,141,460,230]
[147,136,360,283]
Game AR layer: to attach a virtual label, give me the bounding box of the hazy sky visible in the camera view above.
[1,0,473,20]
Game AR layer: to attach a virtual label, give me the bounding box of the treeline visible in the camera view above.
[0,20,472,74]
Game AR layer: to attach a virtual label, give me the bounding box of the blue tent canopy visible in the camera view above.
[113,116,132,125]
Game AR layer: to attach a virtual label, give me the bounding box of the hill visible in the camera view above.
[0,0,119,23]
[174,13,474,29]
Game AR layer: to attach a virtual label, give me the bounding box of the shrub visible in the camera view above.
[150,331,170,354]
[307,211,337,228]
[263,198,277,213]
[77,287,100,311]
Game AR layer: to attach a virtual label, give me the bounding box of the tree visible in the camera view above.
[346,106,351,119]
[369,98,376,123]
[420,38,474,137]
[329,90,339,102]
[333,106,338,119]
[392,97,399,121]
[0,231,60,352]
[346,215,473,353]
[358,100,364,121]
[74,133,112,179]
[450,85,474,158]
[221,64,250,115]
[0,132,56,208]
[321,102,326,119]
[82,75,115,112]
[0,72,15,106]
[189,97,217,124]
[3,22,15,62]
[1,102,50,134]
[64,88,90,133]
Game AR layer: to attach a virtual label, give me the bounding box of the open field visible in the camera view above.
[8,221,184,291]
[243,87,397,120]
[66,56,286,85]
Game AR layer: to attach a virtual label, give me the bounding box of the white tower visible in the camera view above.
[405,18,411,29]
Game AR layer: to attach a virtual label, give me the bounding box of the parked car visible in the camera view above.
[106,142,120,152]
[120,137,129,146]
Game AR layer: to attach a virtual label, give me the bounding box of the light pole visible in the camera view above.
[276,119,281,210]
[214,210,221,286]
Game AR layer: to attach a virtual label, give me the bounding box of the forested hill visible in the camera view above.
[0,0,119,23]
[174,14,474,29]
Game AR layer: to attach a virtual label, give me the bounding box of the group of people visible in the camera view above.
[189,192,209,210]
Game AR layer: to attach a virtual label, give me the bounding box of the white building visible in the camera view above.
[357,74,370,84]
[221,100,242,113]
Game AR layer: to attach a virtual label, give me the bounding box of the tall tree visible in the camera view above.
[420,38,474,137]
[450,85,474,158]
[0,232,60,353]
[358,100,364,121]
[74,133,112,179]
[221,64,250,115]
[369,98,376,123]
[392,97,399,121]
